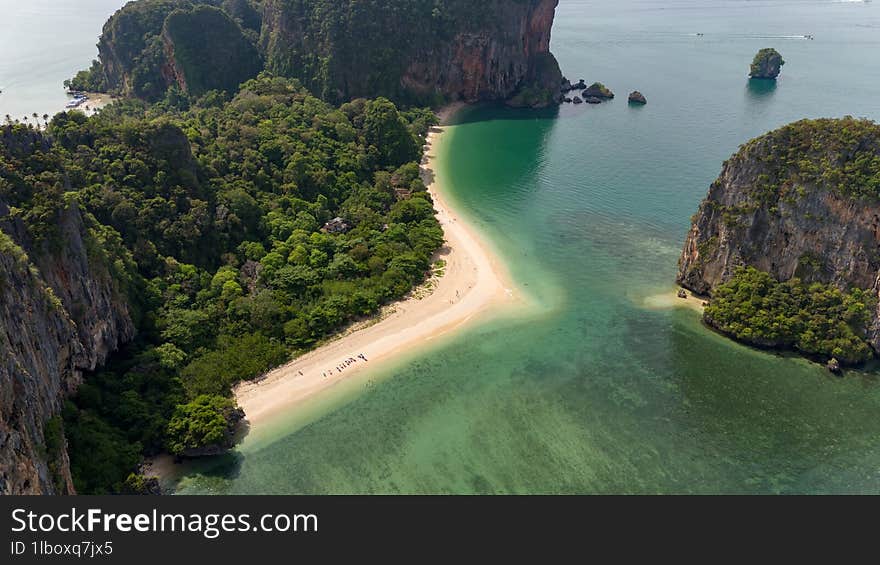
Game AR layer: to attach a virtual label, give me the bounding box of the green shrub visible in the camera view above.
[705,267,876,364]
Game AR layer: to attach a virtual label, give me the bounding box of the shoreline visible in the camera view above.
[73,91,116,116]
[642,287,707,313]
[231,103,524,430]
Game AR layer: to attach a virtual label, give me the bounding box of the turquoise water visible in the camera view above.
[0,0,125,121]
[4,0,878,494]
[174,0,880,494]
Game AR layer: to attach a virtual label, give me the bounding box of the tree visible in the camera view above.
[166,395,242,456]
[363,98,420,168]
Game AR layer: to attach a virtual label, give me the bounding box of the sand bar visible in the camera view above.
[234,104,524,427]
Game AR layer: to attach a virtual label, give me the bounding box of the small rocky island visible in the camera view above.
[628,91,647,105]
[562,79,615,104]
[749,48,785,79]
[583,82,614,100]
[678,117,880,369]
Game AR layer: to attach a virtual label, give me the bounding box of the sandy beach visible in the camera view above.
[233,104,523,428]
[80,92,115,114]
[68,91,116,117]
[642,287,707,313]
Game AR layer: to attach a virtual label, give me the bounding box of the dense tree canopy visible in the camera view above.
[738,117,880,201]
[704,267,876,365]
[166,395,242,456]
[1,74,441,492]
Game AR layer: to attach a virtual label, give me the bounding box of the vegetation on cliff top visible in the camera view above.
[73,0,560,107]
[704,267,876,365]
[162,5,263,97]
[736,117,880,201]
[263,0,540,104]
[72,0,261,100]
[2,74,441,492]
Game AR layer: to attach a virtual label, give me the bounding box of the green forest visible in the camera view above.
[67,0,561,108]
[1,75,442,493]
[739,117,880,201]
[704,267,876,365]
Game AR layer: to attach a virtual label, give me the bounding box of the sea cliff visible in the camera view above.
[678,117,880,357]
[262,0,563,106]
[85,0,563,107]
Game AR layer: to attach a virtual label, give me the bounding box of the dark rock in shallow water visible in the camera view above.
[583,96,603,104]
[572,96,583,104]
[573,79,587,90]
[583,82,614,99]
[563,97,573,103]
[677,288,688,299]
[749,48,785,79]
[628,91,647,104]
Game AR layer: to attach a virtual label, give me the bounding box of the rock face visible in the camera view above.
[0,201,134,494]
[262,0,564,107]
[750,48,784,79]
[96,1,262,100]
[677,117,880,349]
[90,0,564,107]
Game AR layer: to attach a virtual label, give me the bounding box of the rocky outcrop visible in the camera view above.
[0,201,134,494]
[628,91,647,105]
[96,0,261,100]
[677,117,880,349]
[583,82,614,99]
[750,48,784,79]
[86,0,563,106]
[562,78,586,92]
[160,5,263,97]
[261,0,563,107]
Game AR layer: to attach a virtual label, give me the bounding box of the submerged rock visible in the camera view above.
[583,96,603,104]
[572,96,583,104]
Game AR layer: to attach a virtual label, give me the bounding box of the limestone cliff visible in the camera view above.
[261,0,563,107]
[88,0,562,107]
[678,117,880,348]
[0,157,134,494]
[96,0,261,100]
